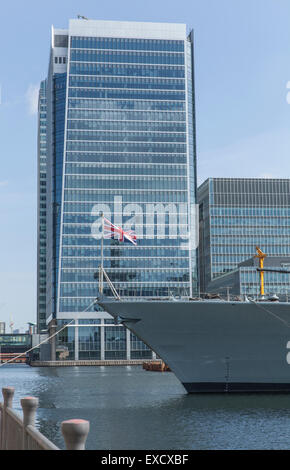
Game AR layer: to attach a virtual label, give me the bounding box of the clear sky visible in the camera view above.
[1,0,290,329]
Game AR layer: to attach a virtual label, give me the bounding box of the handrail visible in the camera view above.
[0,387,90,450]
[26,425,60,450]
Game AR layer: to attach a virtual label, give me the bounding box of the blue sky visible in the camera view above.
[1,0,290,329]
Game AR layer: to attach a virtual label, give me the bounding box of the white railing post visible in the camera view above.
[21,397,39,450]
[61,419,90,450]
[2,387,14,450]
[1,387,90,450]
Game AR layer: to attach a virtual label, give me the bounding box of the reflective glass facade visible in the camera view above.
[198,178,290,292]
[0,334,31,353]
[44,20,197,359]
[239,267,290,296]
[37,80,47,332]
[55,318,151,360]
[207,259,290,298]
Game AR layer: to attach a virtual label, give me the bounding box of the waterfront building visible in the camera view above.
[206,256,290,298]
[198,178,290,293]
[41,19,198,360]
[0,334,31,363]
[37,80,48,333]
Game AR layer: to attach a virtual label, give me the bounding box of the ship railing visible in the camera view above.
[102,286,192,300]
[200,292,290,302]
[0,387,90,450]
[100,289,290,303]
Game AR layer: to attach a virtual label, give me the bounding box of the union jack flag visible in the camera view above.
[103,217,137,245]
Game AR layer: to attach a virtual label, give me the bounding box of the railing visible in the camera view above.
[101,286,191,299]
[99,292,243,302]
[0,353,27,364]
[99,291,290,303]
[0,387,90,450]
[200,292,290,302]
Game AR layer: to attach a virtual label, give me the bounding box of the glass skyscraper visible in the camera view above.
[41,19,198,360]
[198,178,290,293]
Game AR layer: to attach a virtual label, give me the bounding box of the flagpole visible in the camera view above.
[100,211,104,294]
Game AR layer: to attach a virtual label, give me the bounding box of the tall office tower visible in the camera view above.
[198,178,290,293]
[37,80,48,332]
[44,19,198,360]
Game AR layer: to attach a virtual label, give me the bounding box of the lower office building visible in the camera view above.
[207,256,290,299]
[198,178,290,293]
[0,334,32,363]
[55,320,153,360]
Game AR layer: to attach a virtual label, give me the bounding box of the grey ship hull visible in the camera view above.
[99,298,290,393]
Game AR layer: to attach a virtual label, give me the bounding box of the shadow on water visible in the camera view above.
[1,365,290,449]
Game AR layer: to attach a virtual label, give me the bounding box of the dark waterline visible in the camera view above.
[1,364,290,450]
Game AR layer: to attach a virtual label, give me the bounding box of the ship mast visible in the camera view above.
[255,246,267,297]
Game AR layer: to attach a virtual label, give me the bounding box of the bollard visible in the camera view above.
[2,387,15,450]
[21,396,39,450]
[61,419,90,450]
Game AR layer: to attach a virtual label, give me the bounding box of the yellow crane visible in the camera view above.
[255,246,267,297]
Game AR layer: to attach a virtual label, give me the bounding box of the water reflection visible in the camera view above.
[1,364,290,449]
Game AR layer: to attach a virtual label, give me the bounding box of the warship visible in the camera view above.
[98,293,290,393]
[97,247,290,393]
